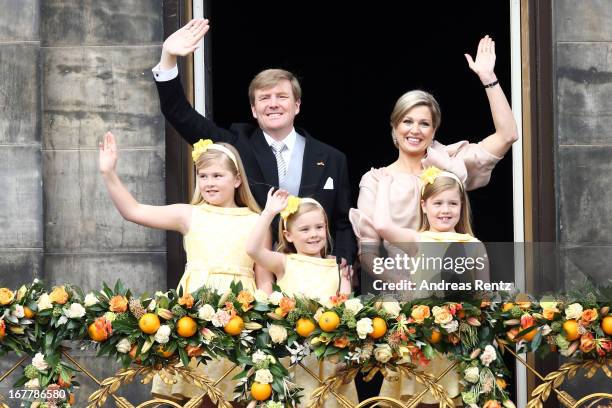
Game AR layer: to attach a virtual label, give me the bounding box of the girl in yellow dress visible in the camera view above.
[371,166,488,406]
[246,188,357,408]
[99,133,274,404]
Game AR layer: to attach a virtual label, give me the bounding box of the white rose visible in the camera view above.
[198,304,215,321]
[479,345,497,367]
[116,338,131,353]
[269,324,288,344]
[84,293,99,307]
[432,306,454,324]
[565,303,583,320]
[463,366,480,383]
[252,349,267,364]
[344,298,363,315]
[57,316,68,325]
[541,324,552,336]
[441,320,459,333]
[65,303,86,319]
[254,369,273,384]
[32,353,49,371]
[148,299,156,311]
[12,304,25,319]
[37,293,53,311]
[269,291,283,305]
[373,344,392,363]
[254,289,269,303]
[154,325,171,344]
[356,318,373,339]
[25,378,40,389]
[382,301,401,318]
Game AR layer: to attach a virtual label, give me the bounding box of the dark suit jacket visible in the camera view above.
[156,76,356,263]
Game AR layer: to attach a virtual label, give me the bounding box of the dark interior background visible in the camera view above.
[207,1,514,243]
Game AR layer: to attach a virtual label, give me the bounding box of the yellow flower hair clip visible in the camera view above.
[280,195,300,221]
[191,138,239,168]
[420,166,443,186]
[192,139,213,162]
[419,166,464,195]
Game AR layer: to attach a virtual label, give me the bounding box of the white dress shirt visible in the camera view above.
[263,129,297,170]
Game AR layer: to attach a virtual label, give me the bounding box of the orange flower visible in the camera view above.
[279,297,296,314]
[178,294,195,309]
[94,316,113,337]
[542,307,558,320]
[520,314,535,329]
[237,290,254,305]
[49,286,69,305]
[333,336,349,348]
[0,288,15,306]
[496,378,507,390]
[581,308,598,325]
[237,290,254,312]
[483,400,502,408]
[579,332,596,353]
[0,319,6,340]
[109,295,128,313]
[410,305,430,324]
[185,345,204,357]
[328,293,348,306]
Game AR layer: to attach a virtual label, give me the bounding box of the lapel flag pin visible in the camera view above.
[317,161,325,166]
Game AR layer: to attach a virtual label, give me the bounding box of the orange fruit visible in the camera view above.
[369,317,387,339]
[318,311,340,332]
[296,318,316,337]
[139,313,161,334]
[23,306,36,319]
[502,303,514,312]
[601,316,612,335]
[428,329,442,344]
[156,345,175,358]
[177,316,197,337]
[563,319,580,341]
[224,316,244,336]
[520,325,537,342]
[251,382,272,401]
[88,322,108,342]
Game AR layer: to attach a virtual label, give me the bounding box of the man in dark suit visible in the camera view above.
[152,18,356,268]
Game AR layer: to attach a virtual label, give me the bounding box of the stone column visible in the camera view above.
[40,0,166,403]
[555,0,612,399]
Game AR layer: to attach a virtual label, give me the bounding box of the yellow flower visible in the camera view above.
[280,196,300,221]
[0,288,15,306]
[191,139,213,162]
[420,166,442,186]
[49,286,69,305]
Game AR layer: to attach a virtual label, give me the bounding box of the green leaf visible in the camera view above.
[530,330,543,352]
[179,346,190,368]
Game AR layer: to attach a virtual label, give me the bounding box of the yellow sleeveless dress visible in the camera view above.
[380,231,481,405]
[152,203,259,402]
[277,254,359,408]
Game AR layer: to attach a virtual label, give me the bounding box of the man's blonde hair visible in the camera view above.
[248,69,302,104]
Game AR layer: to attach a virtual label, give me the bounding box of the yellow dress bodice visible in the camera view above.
[277,254,340,301]
[178,202,259,294]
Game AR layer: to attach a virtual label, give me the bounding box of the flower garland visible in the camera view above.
[1,280,612,408]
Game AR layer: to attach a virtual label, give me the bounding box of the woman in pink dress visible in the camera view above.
[350,35,518,407]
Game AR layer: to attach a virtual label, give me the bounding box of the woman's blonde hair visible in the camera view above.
[418,176,473,235]
[277,201,332,257]
[390,90,442,147]
[190,143,261,213]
